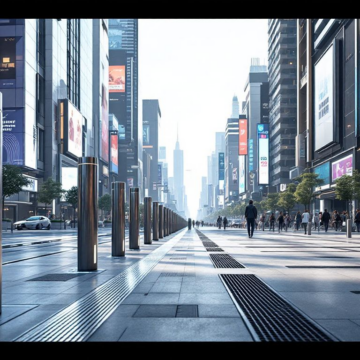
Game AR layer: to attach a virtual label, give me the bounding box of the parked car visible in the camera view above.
[14,216,51,230]
[98,220,104,227]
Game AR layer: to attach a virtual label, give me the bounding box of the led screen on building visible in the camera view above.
[239,119,247,155]
[218,152,224,181]
[248,139,254,171]
[101,84,109,163]
[109,65,125,93]
[239,155,245,194]
[332,154,352,182]
[257,124,269,185]
[314,44,334,151]
[110,134,118,174]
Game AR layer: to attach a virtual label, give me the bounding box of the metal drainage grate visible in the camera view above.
[27,274,86,282]
[206,247,224,252]
[286,266,360,269]
[160,273,195,277]
[176,305,198,318]
[209,254,245,268]
[202,241,218,247]
[220,274,337,342]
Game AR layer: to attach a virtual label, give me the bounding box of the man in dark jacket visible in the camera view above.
[322,209,331,232]
[245,200,258,238]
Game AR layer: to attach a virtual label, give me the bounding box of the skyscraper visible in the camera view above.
[268,19,297,191]
[173,132,184,213]
[231,95,240,119]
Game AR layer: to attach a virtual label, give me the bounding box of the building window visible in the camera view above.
[67,19,80,109]
[38,128,44,162]
[37,19,45,69]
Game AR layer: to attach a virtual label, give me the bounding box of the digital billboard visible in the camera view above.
[0,37,16,81]
[101,84,109,163]
[314,162,330,185]
[314,44,334,151]
[257,124,269,185]
[143,125,150,145]
[2,108,24,165]
[218,152,224,181]
[158,163,162,184]
[239,119,248,155]
[232,168,237,184]
[109,65,125,93]
[110,134,118,174]
[248,139,254,171]
[332,154,352,182]
[239,155,245,194]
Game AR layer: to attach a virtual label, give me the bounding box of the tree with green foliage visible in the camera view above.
[294,173,324,210]
[38,177,65,216]
[2,165,32,217]
[262,193,280,213]
[278,183,297,215]
[98,194,112,219]
[64,186,78,224]
[353,170,360,203]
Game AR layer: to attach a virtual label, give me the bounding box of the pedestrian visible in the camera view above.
[269,213,275,232]
[313,212,320,232]
[223,216,228,230]
[284,213,289,232]
[259,213,266,231]
[277,211,284,233]
[217,216,222,229]
[302,209,310,234]
[355,209,360,232]
[319,212,323,231]
[245,200,257,238]
[322,209,331,232]
[295,211,302,231]
[192,219,195,228]
[334,211,342,231]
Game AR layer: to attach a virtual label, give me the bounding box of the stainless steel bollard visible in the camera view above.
[78,157,98,271]
[163,207,167,237]
[144,197,152,244]
[347,219,352,238]
[112,182,126,256]
[129,188,140,249]
[153,202,159,241]
[159,204,163,238]
[307,222,312,235]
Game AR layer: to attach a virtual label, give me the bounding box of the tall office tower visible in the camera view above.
[142,99,161,201]
[242,58,269,201]
[200,176,208,207]
[225,117,239,205]
[215,132,225,209]
[292,19,358,214]
[1,19,99,222]
[231,95,240,119]
[108,19,141,200]
[173,132,184,212]
[268,19,297,192]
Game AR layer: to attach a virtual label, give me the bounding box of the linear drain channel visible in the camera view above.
[210,254,245,268]
[220,274,337,342]
[206,247,224,252]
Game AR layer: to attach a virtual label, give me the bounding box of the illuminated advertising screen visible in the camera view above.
[2,108,24,165]
[239,119,247,155]
[314,162,330,185]
[218,152,224,180]
[67,100,83,158]
[101,84,109,163]
[158,163,162,184]
[127,177,133,188]
[0,37,16,82]
[332,154,352,182]
[109,65,125,92]
[248,139,254,171]
[110,134,118,174]
[257,124,269,185]
[232,168,237,184]
[239,155,245,194]
[143,125,150,145]
[314,44,334,151]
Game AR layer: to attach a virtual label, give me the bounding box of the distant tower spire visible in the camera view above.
[176,123,180,150]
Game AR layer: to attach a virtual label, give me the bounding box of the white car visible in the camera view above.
[14,216,51,230]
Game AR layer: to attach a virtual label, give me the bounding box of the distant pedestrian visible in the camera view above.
[217,216,222,229]
[259,213,266,231]
[313,213,320,232]
[295,211,302,231]
[269,213,275,232]
[322,209,331,232]
[245,200,257,238]
[302,209,310,234]
[319,212,323,231]
[192,220,195,228]
[284,213,289,232]
[223,216,228,230]
[277,212,284,233]
[334,211,342,231]
[355,209,360,232]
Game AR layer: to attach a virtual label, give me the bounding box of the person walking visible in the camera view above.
[295,211,302,231]
[260,213,266,231]
[277,212,284,233]
[269,213,275,232]
[192,219,195,228]
[334,211,341,231]
[223,216,228,230]
[245,200,257,238]
[313,212,320,232]
[284,213,289,232]
[355,209,360,232]
[318,212,323,231]
[217,216,222,229]
[302,209,310,234]
[322,209,331,232]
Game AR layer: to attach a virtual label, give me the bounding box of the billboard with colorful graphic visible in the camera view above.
[109,65,125,93]
[257,124,269,185]
[219,152,224,181]
[239,119,247,155]
[239,155,245,194]
[67,101,83,158]
[110,134,118,174]
[332,154,352,182]
[101,84,109,163]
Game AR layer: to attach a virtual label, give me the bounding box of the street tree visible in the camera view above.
[98,194,112,219]
[278,183,297,215]
[38,177,65,216]
[294,173,324,210]
[64,186,78,224]
[262,193,280,213]
[2,165,32,217]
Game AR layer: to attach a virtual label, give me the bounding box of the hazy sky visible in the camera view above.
[138,19,268,218]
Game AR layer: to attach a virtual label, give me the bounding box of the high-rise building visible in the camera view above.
[108,19,141,200]
[1,19,101,222]
[293,19,359,214]
[231,95,240,119]
[173,133,184,212]
[215,132,225,209]
[159,146,166,161]
[242,58,269,201]
[268,19,297,191]
[142,99,161,202]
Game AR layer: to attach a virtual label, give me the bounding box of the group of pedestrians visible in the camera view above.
[216,215,228,230]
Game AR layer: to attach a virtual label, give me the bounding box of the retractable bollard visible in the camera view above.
[188,218,191,230]
[144,197,152,244]
[129,188,140,249]
[78,157,98,271]
[112,182,126,256]
[153,202,159,241]
[164,208,168,237]
[307,222,312,235]
[159,205,163,238]
[347,219,352,238]
[169,210,173,234]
